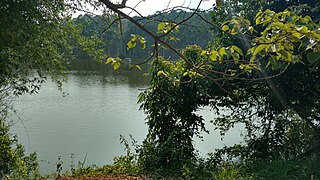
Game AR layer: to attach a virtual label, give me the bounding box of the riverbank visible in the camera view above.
[40,175,143,180]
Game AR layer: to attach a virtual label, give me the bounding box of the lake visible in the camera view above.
[11,70,243,174]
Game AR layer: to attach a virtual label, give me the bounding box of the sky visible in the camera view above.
[122,0,215,16]
[72,0,215,18]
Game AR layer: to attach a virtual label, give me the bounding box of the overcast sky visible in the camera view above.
[73,0,215,17]
[118,0,215,16]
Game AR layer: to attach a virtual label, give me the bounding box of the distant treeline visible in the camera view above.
[69,10,214,70]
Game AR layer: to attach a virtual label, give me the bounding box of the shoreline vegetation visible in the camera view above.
[37,156,319,179]
[36,136,319,180]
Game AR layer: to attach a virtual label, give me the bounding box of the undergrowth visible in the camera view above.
[49,135,320,179]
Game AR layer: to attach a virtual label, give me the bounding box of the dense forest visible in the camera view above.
[1,0,320,179]
[69,10,214,70]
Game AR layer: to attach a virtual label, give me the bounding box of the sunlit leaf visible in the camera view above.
[134,65,142,70]
[255,16,261,25]
[219,47,227,56]
[248,26,254,33]
[106,57,113,64]
[303,16,312,23]
[269,44,277,52]
[131,34,137,41]
[296,26,308,34]
[253,44,269,56]
[112,61,121,70]
[255,10,263,20]
[231,46,243,56]
[272,22,284,28]
[291,31,301,39]
[210,53,218,61]
[127,40,136,49]
[157,70,166,76]
[227,69,236,76]
[157,22,166,33]
[231,27,237,35]
[221,25,229,31]
[200,50,207,56]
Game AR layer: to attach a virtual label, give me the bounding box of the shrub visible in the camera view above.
[0,119,39,179]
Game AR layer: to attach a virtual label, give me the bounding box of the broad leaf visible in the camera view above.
[106,57,113,64]
[253,44,269,56]
[112,61,121,70]
[221,25,229,31]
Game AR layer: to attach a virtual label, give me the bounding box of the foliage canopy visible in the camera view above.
[132,0,320,175]
[0,0,104,178]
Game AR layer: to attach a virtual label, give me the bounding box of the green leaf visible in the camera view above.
[292,55,300,63]
[219,47,227,56]
[138,36,146,48]
[131,34,137,41]
[253,44,269,56]
[255,10,263,20]
[291,31,301,39]
[278,49,292,62]
[231,46,243,56]
[127,40,136,49]
[248,26,254,33]
[232,53,240,63]
[157,22,166,32]
[210,53,218,61]
[269,44,277,52]
[140,42,146,49]
[216,0,223,7]
[250,56,256,62]
[112,61,121,70]
[106,57,113,64]
[303,16,312,23]
[221,25,229,31]
[169,36,180,41]
[200,50,207,56]
[255,17,261,25]
[239,64,246,69]
[296,26,308,34]
[239,64,252,73]
[306,52,320,65]
[231,27,237,35]
[115,57,122,62]
[157,70,166,76]
[227,69,236,76]
[272,22,284,28]
[134,65,142,70]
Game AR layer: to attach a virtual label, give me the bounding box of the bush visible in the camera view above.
[0,119,39,179]
[243,156,320,179]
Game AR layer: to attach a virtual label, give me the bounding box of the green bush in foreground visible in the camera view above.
[0,120,39,179]
[56,136,319,180]
[242,156,320,179]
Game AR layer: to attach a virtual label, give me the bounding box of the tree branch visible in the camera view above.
[99,0,229,92]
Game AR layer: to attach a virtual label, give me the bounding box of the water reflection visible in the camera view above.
[67,65,150,88]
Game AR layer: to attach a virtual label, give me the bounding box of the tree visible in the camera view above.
[0,0,105,177]
[208,0,320,160]
[94,0,320,175]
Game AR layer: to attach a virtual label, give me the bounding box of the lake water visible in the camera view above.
[11,70,243,174]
